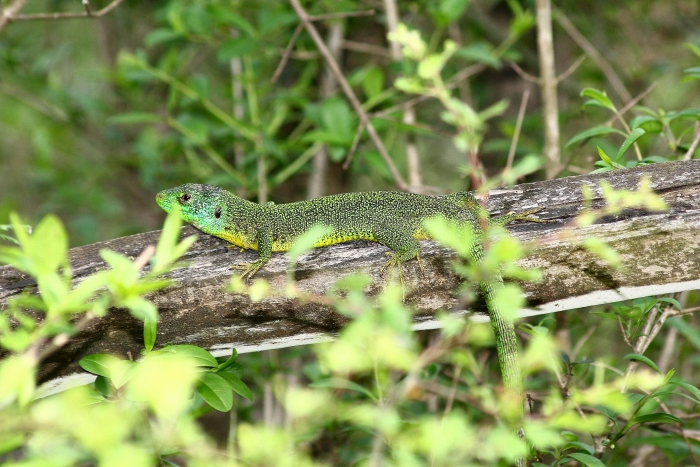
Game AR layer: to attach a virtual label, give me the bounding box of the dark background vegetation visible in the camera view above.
[1,1,698,245]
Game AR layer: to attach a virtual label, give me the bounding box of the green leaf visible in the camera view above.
[310,377,378,401]
[100,249,138,281]
[596,146,614,166]
[422,216,475,258]
[217,36,258,62]
[454,42,500,67]
[287,225,332,264]
[686,42,700,58]
[431,0,469,27]
[160,345,218,367]
[145,29,183,47]
[108,113,163,125]
[94,375,112,397]
[478,99,509,121]
[566,453,606,467]
[218,371,252,401]
[0,355,36,406]
[564,126,626,149]
[657,297,681,310]
[122,296,158,322]
[631,413,683,425]
[669,381,700,404]
[320,97,355,142]
[615,128,645,161]
[79,353,120,378]
[630,115,662,133]
[216,348,239,371]
[563,441,595,455]
[581,88,616,111]
[0,433,25,456]
[79,354,135,388]
[144,317,158,352]
[211,8,256,37]
[153,208,177,273]
[361,66,385,100]
[197,372,233,411]
[622,353,660,373]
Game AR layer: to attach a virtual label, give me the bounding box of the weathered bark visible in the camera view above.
[1,161,700,393]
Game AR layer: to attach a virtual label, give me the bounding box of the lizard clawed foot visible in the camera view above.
[494,207,547,227]
[231,261,264,282]
[380,252,407,300]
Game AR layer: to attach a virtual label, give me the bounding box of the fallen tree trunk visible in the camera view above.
[1,160,699,393]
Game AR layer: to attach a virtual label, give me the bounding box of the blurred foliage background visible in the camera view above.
[1,0,698,246]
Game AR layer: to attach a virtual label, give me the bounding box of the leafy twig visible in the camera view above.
[288,0,409,191]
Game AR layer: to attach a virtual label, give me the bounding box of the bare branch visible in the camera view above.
[536,0,561,179]
[272,24,303,84]
[683,121,700,161]
[308,21,345,199]
[384,0,421,188]
[308,9,375,21]
[289,0,409,191]
[509,61,541,84]
[6,0,123,23]
[554,9,632,103]
[556,54,586,83]
[0,0,29,31]
[342,120,367,170]
[504,88,530,174]
[603,82,657,127]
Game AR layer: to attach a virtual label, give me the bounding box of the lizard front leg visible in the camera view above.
[232,228,273,281]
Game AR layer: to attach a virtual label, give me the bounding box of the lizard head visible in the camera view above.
[156,183,229,235]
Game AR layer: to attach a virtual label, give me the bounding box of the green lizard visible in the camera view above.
[156,183,537,448]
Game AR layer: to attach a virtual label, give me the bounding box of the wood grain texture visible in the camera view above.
[2,160,700,388]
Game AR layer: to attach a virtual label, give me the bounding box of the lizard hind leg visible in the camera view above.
[375,227,422,298]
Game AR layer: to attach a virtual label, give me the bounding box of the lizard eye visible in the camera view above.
[179,193,192,203]
[214,206,222,218]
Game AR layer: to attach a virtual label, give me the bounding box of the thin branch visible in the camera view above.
[554,9,632,103]
[505,88,530,173]
[509,61,540,84]
[272,24,303,84]
[83,0,92,16]
[7,0,123,22]
[272,10,377,83]
[0,0,29,31]
[308,9,375,21]
[443,364,462,417]
[603,82,657,127]
[536,0,561,179]
[308,20,345,199]
[683,121,700,161]
[556,54,586,83]
[342,121,367,170]
[570,324,598,361]
[289,0,409,191]
[384,0,419,191]
[617,315,634,349]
